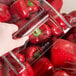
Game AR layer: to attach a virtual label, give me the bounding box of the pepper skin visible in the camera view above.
[0,3,11,22]
[16,53,25,63]
[63,11,76,26]
[16,19,28,29]
[62,11,76,43]
[29,24,52,44]
[24,45,43,63]
[7,69,15,76]
[51,39,76,67]
[47,0,63,12]
[52,70,70,76]
[25,0,38,13]
[32,57,54,76]
[63,27,76,43]
[0,62,4,76]
[51,23,63,37]
[18,62,34,76]
[10,0,29,19]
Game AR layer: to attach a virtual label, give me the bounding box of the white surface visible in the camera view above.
[61,0,76,13]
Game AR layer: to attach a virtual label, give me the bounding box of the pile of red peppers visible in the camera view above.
[0,0,76,76]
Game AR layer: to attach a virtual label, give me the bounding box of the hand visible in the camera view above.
[0,23,28,56]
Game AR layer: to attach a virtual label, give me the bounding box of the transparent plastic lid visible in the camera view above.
[2,0,72,75]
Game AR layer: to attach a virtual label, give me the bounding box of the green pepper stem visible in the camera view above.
[34,51,41,59]
[33,29,42,37]
[28,0,34,6]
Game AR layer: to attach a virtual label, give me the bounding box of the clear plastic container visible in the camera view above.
[2,0,73,75]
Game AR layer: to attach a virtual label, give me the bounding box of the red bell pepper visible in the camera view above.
[52,70,70,76]
[15,19,28,37]
[7,69,15,76]
[0,0,13,5]
[47,0,63,12]
[28,5,38,13]
[18,62,34,76]
[62,11,76,43]
[10,0,29,19]
[51,39,76,67]
[32,57,54,76]
[46,20,63,37]
[50,22,63,37]
[69,11,76,26]
[0,62,3,76]
[29,24,52,44]
[56,17,67,28]
[10,4,21,19]
[16,53,25,63]
[25,0,38,13]
[63,27,76,43]
[0,3,11,22]
[63,11,76,26]
[24,45,43,63]
[16,19,28,29]
[69,11,76,17]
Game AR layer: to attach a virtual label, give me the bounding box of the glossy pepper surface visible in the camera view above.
[24,45,43,63]
[18,62,34,76]
[25,0,39,13]
[32,57,54,76]
[16,19,28,29]
[51,39,76,67]
[0,3,11,22]
[10,0,29,19]
[47,0,63,12]
[52,70,70,76]
[29,24,52,44]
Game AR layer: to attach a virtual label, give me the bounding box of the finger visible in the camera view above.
[8,24,18,33]
[0,23,18,33]
[14,36,29,48]
[0,50,8,56]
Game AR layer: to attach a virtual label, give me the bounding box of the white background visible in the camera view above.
[61,0,76,13]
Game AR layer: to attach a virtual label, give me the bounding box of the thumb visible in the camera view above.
[14,36,29,48]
